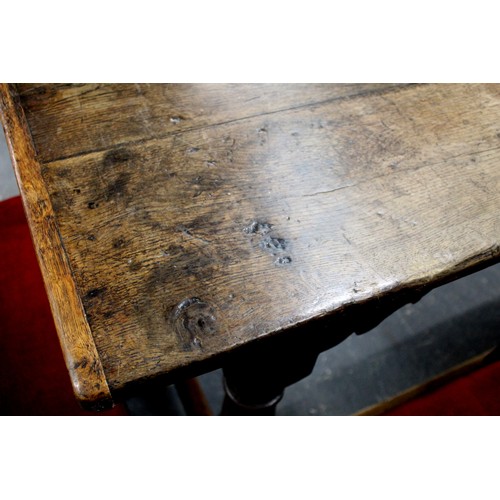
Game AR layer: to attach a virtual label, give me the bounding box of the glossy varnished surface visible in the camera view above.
[2,84,499,402]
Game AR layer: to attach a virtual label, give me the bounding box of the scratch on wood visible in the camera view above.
[303,184,356,197]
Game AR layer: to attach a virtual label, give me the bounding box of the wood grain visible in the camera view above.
[2,83,499,403]
[17,83,407,163]
[0,84,112,409]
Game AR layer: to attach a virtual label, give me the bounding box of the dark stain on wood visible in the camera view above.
[112,238,127,249]
[128,260,142,272]
[84,287,106,301]
[105,172,132,200]
[103,148,133,168]
[73,358,88,369]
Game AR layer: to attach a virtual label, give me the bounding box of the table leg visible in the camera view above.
[219,335,323,416]
[175,378,213,416]
[218,303,385,416]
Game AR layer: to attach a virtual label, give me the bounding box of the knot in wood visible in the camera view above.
[172,297,217,350]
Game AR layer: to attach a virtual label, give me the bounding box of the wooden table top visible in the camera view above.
[1,83,499,408]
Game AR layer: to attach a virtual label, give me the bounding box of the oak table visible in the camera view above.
[1,83,499,414]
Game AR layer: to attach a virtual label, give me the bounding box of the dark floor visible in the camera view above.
[2,127,499,416]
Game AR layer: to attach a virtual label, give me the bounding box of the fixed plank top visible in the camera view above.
[1,83,499,406]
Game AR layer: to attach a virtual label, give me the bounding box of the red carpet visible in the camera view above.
[0,196,126,415]
[384,359,500,416]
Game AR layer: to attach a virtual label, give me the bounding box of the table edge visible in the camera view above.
[0,83,113,410]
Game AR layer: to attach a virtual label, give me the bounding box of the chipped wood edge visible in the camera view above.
[0,83,113,410]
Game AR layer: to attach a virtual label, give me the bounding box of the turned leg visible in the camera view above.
[220,334,323,416]
[219,308,365,416]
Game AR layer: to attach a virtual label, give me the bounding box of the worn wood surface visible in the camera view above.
[1,83,499,404]
[16,83,406,163]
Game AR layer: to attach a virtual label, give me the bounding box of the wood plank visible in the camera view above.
[17,83,407,163]
[4,83,500,401]
[0,84,112,408]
